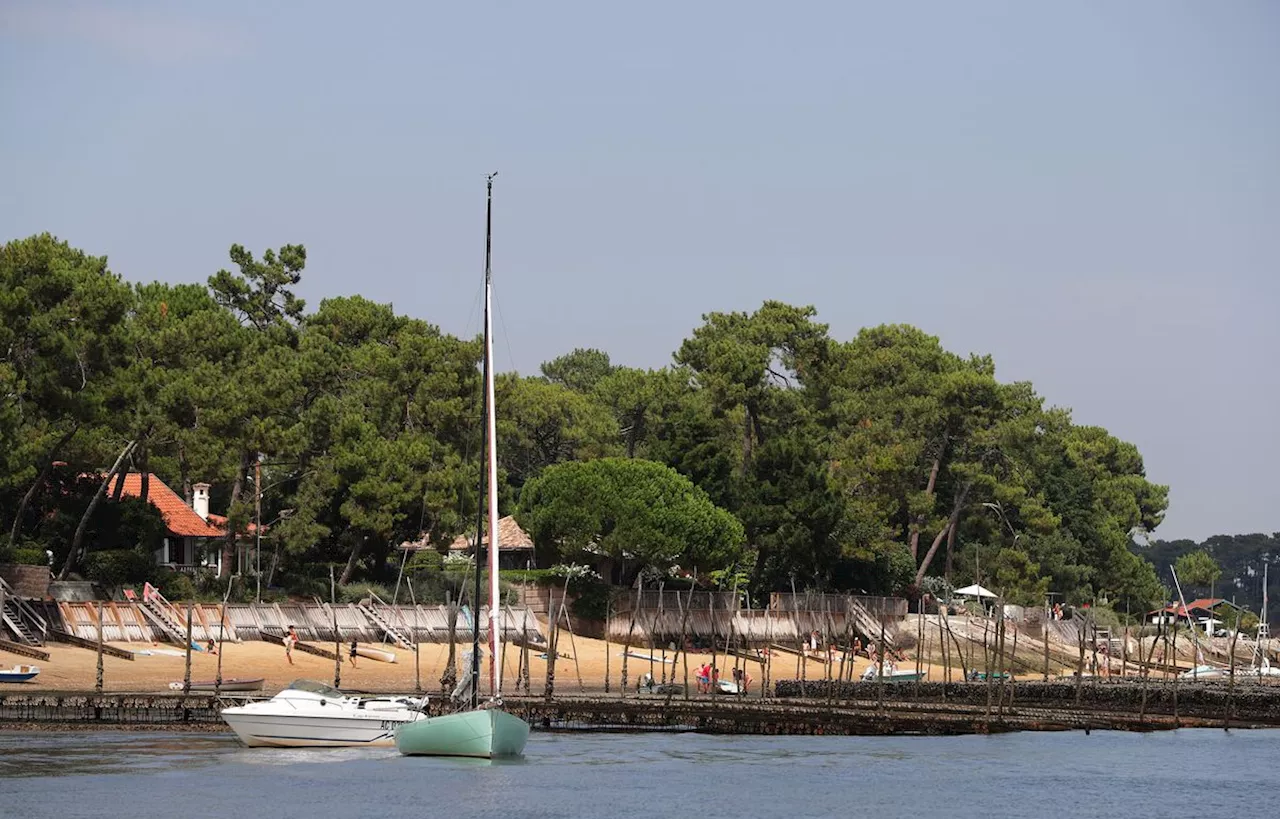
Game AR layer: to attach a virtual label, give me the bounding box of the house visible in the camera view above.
[1148,598,1240,632]
[109,474,255,576]
[399,515,536,571]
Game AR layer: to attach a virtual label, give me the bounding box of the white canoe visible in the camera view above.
[355,646,397,664]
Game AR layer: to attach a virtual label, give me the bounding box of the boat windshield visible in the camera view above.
[286,679,344,698]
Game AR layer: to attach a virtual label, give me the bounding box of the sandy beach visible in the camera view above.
[2,630,965,695]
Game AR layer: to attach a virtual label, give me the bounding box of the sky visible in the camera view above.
[1,1,1276,542]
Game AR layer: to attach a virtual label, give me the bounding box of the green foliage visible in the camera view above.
[518,457,746,570]
[540,348,615,394]
[150,570,197,601]
[1174,550,1222,591]
[5,546,49,566]
[339,582,395,604]
[82,549,153,589]
[0,233,1174,609]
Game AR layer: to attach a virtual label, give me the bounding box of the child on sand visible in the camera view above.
[284,626,298,665]
[349,639,359,668]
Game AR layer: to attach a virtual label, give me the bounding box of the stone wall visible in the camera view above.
[0,563,52,599]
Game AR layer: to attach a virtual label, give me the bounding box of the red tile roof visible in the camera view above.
[205,513,263,535]
[1151,598,1228,617]
[400,515,534,552]
[111,473,225,538]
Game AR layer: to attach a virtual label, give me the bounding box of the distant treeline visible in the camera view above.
[1139,533,1280,624]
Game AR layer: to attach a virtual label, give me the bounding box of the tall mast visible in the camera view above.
[468,174,500,709]
[483,173,503,697]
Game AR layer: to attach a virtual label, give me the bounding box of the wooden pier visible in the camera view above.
[4,679,1280,735]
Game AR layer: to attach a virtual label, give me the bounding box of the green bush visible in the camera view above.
[10,546,50,566]
[146,569,197,601]
[83,549,153,589]
[407,549,444,574]
[339,582,395,604]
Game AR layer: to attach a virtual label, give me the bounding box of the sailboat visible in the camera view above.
[395,175,531,759]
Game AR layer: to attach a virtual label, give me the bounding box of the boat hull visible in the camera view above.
[221,710,424,747]
[170,678,265,692]
[355,647,397,664]
[0,669,40,683]
[395,708,530,758]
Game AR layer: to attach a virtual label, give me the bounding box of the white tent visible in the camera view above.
[954,584,997,599]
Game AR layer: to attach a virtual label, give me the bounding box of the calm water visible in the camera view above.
[1,728,1275,819]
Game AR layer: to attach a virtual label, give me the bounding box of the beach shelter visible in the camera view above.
[954,584,997,599]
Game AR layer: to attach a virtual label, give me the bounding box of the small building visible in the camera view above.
[399,515,536,571]
[1148,597,1240,632]
[109,474,253,576]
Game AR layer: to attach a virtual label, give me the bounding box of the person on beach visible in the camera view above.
[696,663,710,694]
[284,626,298,665]
[349,639,359,668]
[206,638,217,655]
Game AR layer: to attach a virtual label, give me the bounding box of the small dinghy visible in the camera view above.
[169,677,266,692]
[0,664,40,683]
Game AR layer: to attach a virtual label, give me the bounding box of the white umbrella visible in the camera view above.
[954,584,997,599]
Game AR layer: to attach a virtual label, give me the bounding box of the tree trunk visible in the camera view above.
[221,450,249,578]
[944,515,958,582]
[908,451,944,561]
[339,536,366,585]
[179,440,191,504]
[138,443,150,503]
[8,426,79,548]
[59,439,136,579]
[915,483,971,586]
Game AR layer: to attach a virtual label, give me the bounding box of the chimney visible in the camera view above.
[192,483,211,520]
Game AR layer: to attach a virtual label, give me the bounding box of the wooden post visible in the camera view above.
[620,587,638,698]
[184,602,193,695]
[407,578,421,694]
[95,601,104,693]
[876,617,886,711]
[216,599,226,696]
[603,595,612,694]
[519,606,531,695]
[441,592,457,695]
[330,567,340,690]
[1227,621,1240,729]
[1171,619,1179,723]
[1074,612,1086,705]
[544,592,558,702]
[1043,603,1051,682]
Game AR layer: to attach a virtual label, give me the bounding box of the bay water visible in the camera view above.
[1,728,1272,818]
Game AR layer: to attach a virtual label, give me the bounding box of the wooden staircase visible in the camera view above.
[135,586,190,645]
[359,595,413,650]
[0,576,48,646]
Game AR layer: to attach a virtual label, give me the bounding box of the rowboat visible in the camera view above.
[0,664,40,683]
[169,677,266,692]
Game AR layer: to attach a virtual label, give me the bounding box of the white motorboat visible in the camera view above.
[221,679,427,747]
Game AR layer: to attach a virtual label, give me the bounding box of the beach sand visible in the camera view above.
[1,629,972,695]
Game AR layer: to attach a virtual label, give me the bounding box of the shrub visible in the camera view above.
[407,549,444,574]
[10,546,51,566]
[147,569,197,601]
[339,582,395,604]
[83,549,152,589]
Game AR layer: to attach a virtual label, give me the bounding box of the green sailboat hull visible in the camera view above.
[395,708,530,758]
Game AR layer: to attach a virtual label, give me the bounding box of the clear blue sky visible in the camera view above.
[2,1,1276,542]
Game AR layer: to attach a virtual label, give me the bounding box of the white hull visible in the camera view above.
[355,647,397,664]
[220,679,426,748]
[222,711,422,747]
